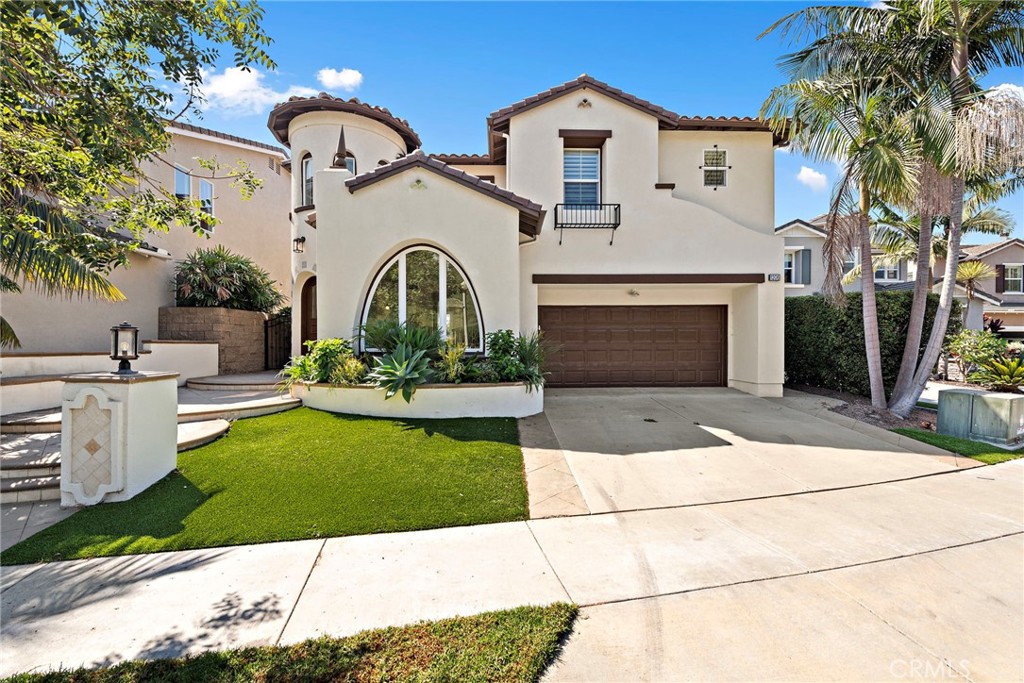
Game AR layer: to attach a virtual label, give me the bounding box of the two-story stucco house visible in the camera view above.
[269,75,787,397]
[3,121,292,352]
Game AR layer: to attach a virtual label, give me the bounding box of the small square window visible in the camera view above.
[702,149,727,188]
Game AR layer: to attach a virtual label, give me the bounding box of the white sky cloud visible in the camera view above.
[796,166,828,192]
[201,67,318,116]
[317,68,364,92]
[991,82,1024,101]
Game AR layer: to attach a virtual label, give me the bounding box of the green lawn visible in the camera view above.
[892,428,1024,465]
[3,408,528,564]
[1,603,577,683]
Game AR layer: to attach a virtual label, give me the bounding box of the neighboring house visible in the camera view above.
[3,121,292,352]
[933,239,1024,334]
[269,75,787,397]
[776,216,1011,331]
[776,213,911,297]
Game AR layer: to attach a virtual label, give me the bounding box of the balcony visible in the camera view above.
[554,203,621,245]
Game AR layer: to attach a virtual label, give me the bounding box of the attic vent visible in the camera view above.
[268,157,280,174]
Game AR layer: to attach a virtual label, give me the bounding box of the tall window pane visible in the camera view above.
[406,250,440,330]
[199,179,214,216]
[175,167,190,199]
[563,149,599,205]
[367,261,399,326]
[301,155,314,205]
[446,262,480,349]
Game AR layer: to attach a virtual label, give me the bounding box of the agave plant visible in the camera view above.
[369,342,434,402]
[970,357,1024,394]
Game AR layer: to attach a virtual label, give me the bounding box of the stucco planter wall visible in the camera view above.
[159,306,267,374]
[292,382,544,419]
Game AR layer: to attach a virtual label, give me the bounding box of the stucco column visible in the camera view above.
[60,372,178,507]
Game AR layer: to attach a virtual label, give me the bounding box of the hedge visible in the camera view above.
[785,291,962,397]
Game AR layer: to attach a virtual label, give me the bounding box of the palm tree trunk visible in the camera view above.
[890,177,966,415]
[890,208,933,404]
[858,191,887,409]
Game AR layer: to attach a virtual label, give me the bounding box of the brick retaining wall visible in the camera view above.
[159,307,266,374]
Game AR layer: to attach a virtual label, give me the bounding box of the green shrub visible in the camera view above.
[436,342,468,383]
[279,338,367,389]
[369,342,434,402]
[970,357,1024,392]
[329,356,368,386]
[175,245,285,313]
[478,329,546,392]
[947,329,1008,377]
[785,291,961,397]
[362,321,441,356]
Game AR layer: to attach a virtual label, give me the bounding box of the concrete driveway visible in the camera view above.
[522,387,977,517]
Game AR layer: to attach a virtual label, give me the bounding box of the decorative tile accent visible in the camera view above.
[70,396,113,499]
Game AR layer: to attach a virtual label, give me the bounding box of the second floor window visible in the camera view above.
[784,252,795,283]
[1005,265,1023,293]
[703,149,728,188]
[199,179,214,233]
[174,166,190,200]
[301,154,314,206]
[563,149,599,205]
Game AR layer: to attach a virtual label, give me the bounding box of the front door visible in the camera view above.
[300,276,317,348]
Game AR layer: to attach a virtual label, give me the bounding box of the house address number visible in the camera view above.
[768,273,782,282]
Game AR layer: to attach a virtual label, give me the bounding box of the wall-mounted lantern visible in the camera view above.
[109,321,140,375]
[293,236,306,253]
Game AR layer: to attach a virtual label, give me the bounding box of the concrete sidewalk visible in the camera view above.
[2,460,1021,678]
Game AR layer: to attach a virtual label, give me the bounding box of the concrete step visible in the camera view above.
[186,372,284,392]
[1,475,60,503]
[1,395,300,434]
[0,420,232,504]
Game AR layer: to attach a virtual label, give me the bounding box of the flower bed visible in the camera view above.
[292,382,543,419]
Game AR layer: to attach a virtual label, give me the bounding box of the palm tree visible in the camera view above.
[762,0,1024,416]
[762,78,921,409]
[1,194,127,348]
[956,259,996,325]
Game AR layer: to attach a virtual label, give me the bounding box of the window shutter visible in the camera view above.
[800,249,812,285]
[996,264,1005,293]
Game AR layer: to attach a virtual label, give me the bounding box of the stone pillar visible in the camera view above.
[60,372,178,507]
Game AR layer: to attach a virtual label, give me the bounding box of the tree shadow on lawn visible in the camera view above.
[0,471,223,566]
[323,413,521,445]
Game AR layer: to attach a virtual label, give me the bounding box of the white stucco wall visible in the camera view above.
[500,88,783,396]
[312,166,523,343]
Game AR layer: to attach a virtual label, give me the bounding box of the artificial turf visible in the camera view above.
[1,603,578,683]
[2,407,528,564]
[891,428,1024,465]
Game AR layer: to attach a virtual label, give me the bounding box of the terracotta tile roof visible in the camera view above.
[485,74,786,161]
[267,93,421,151]
[166,120,286,155]
[429,153,493,165]
[488,74,682,129]
[345,151,544,237]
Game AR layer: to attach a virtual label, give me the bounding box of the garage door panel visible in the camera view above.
[540,305,726,388]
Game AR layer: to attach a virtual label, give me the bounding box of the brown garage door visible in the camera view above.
[539,305,726,387]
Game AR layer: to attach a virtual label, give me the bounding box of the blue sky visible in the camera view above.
[189,1,1023,236]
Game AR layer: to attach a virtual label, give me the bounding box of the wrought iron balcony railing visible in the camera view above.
[554,203,621,245]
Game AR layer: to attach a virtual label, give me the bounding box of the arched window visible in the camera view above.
[363,247,482,351]
[300,154,314,206]
[344,152,357,175]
